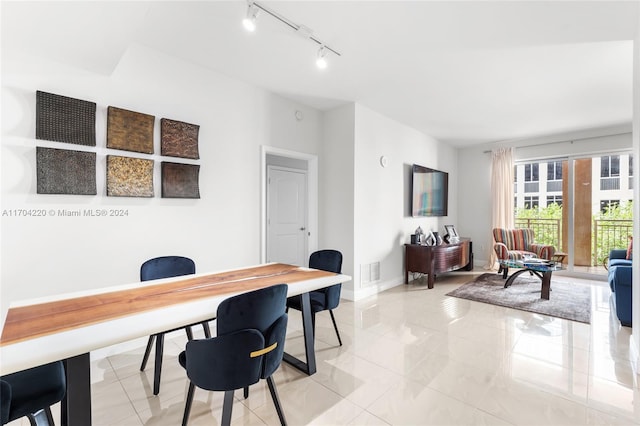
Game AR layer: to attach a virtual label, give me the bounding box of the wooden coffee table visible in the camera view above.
[498,259,564,300]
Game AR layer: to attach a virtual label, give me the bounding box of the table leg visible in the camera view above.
[541,271,552,300]
[62,353,92,426]
[283,292,317,375]
[503,268,531,288]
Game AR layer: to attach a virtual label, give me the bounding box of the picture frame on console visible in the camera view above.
[445,225,459,243]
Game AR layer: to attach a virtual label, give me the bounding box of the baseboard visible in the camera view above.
[342,277,404,301]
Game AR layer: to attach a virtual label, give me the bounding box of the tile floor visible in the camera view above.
[10,271,639,425]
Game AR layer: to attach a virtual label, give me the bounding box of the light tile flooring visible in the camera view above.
[10,271,640,425]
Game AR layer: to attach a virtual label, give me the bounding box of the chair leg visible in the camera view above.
[221,390,234,426]
[329,310,342,346]
[202,321,212,338]
[243,386,249,399]
[185,326,194,341]
[140,334,156,371]
[266,376,287,426]
[182,382,196,426]
[27,407,54,426]
[153,333,165,395]
[44,407,55,426]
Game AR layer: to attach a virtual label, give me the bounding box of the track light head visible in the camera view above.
[243,3,259,32]
[316,46,328,69]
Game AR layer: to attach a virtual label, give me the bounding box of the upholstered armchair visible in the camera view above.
[493,228,556,261]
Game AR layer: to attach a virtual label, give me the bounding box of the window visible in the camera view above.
[547,161,562,181]
[600,155,621,190]
[525,163,539,182]
[601,156,620,178]
[600,199,620,213]
[524,196,539,209]
[630,155,634,190]
[524,163,539,193]
[546,195,562,207]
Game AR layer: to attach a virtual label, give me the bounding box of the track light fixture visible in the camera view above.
[242,3,259,32]
[316,46,327,69]
[242,1,341,69]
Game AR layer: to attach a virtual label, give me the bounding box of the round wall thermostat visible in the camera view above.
[380,156,389,167]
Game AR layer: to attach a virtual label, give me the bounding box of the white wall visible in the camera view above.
[330,104,458,300]
[319,104,356,296]
[0,44,323,318]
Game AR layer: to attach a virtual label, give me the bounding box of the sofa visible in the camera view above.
[493,228,556,261]
[608,249,632,327]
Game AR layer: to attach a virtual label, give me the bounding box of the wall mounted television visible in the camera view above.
[411,164,448,217]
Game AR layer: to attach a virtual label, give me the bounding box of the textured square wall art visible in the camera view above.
[160,118,200,159]
[36,91,96,146]
[106,106,155,154]
[107,156,154,197]
[36,147,96,195]
[161,162,200,198]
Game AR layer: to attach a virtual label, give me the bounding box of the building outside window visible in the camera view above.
[524,163,539,193]
[600,199,620,213]
[546,195,562,207]
[601,155,620,190]
[546,161,562,192]
[524,196,539,209]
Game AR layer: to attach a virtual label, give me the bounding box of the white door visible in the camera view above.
[267,166,308,266]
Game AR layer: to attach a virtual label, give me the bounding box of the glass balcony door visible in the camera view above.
[515,153,633,278]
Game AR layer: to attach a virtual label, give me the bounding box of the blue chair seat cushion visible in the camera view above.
[609,259,632,269]
[287,291,327,313]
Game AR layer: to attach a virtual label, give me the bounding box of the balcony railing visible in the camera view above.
[515,217,633,267]
[593,219,633,266]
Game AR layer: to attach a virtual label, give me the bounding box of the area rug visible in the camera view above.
[446,273,591,323]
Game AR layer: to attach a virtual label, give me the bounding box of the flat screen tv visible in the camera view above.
[411,164,448,217]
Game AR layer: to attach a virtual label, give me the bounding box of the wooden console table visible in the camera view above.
[404,238,472,288]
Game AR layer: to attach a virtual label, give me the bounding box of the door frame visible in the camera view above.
[260,146,318,265]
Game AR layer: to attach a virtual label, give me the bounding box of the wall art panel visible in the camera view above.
[36,91,96,146]
[161,162,200,199]
[106,106,155,154]
[160,118,200,159]
[36,147,96,195]
[107,156,154,197]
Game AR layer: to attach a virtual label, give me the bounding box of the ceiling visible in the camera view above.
[2,1,638,147]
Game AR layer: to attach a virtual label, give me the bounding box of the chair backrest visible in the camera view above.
[310,250,343,310]
[217,284,288,378]
[140,256,195,281]
[1,380,10,425]
[1,361,66,425]
[184,329,265,391]
[492,228,535,251]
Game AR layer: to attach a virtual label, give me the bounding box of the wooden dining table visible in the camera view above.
[0,263,350,426]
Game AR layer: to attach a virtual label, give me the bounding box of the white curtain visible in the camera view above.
[488,147,515,269]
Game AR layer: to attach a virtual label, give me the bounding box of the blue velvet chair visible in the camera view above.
[179,284,288,426]
[608,249,633,326]
[1,361,66,425]
[140,256,212,396]
[287,250,343,345]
